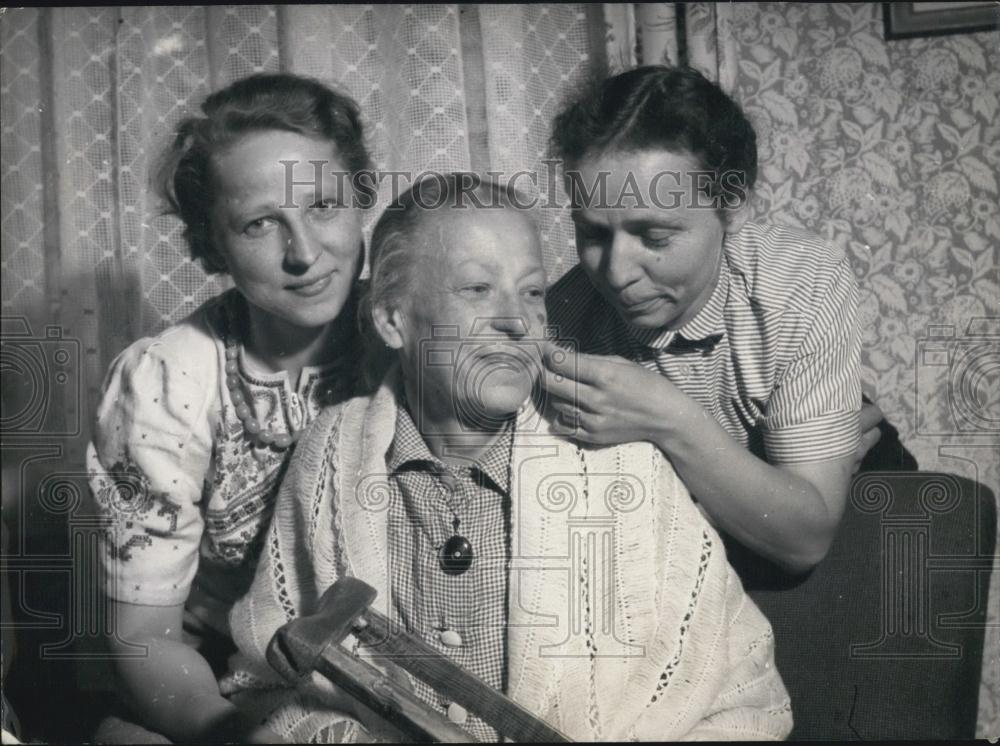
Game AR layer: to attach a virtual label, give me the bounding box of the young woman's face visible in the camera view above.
[208,130,363,330]
[570,148,745,332]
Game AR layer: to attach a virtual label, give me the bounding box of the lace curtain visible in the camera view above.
[1,4,617,462]
[2,4,997,733]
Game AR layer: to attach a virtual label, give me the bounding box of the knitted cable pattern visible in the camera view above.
[223,368,793,742]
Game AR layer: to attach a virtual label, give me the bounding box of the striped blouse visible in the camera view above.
[546,221,862,466]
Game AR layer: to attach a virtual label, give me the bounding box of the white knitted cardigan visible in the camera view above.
[222,369,792,742]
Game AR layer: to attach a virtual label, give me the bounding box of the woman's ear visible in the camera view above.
[372,304,406,350]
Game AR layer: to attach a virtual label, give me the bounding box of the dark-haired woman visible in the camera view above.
[545,65,875,576]
[86,73,370,743]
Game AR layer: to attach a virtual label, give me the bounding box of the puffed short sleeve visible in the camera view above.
[87,328,218,606]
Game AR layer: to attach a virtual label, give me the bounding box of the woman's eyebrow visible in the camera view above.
[299,187,342,205]
[224,200,278,220]
[281,184,343,209]
[452,257,494,272]
[516,265,546,281]
[622,217,685,231]
[570,212,613,234]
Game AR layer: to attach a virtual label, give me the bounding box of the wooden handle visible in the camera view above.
[355,608,570,742]
[268,578,572,742]
[312,642,472,742]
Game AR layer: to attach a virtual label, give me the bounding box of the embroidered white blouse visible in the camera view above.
[86,289,358,634]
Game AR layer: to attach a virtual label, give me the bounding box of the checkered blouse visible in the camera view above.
[384,402,514,742]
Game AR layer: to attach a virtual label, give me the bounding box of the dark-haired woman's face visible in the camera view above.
[570,148,747,332]
[208,129,363,331]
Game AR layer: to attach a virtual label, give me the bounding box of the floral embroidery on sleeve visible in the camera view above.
[93,456,183,562]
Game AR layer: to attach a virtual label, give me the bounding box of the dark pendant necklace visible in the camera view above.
[439,515,474,576]
[430,416,516,577]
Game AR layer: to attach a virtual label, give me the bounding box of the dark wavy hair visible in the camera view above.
[550,65,757,204]
[155,73,372,274]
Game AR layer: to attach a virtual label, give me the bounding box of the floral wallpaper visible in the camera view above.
[724,2,999,735]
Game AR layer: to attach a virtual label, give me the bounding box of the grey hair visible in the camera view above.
[359,172,539,385]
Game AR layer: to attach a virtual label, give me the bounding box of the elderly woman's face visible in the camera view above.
[570,148,746,332]
[386,207,546,427]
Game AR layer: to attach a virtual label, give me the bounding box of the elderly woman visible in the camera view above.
[223,174,792,742]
